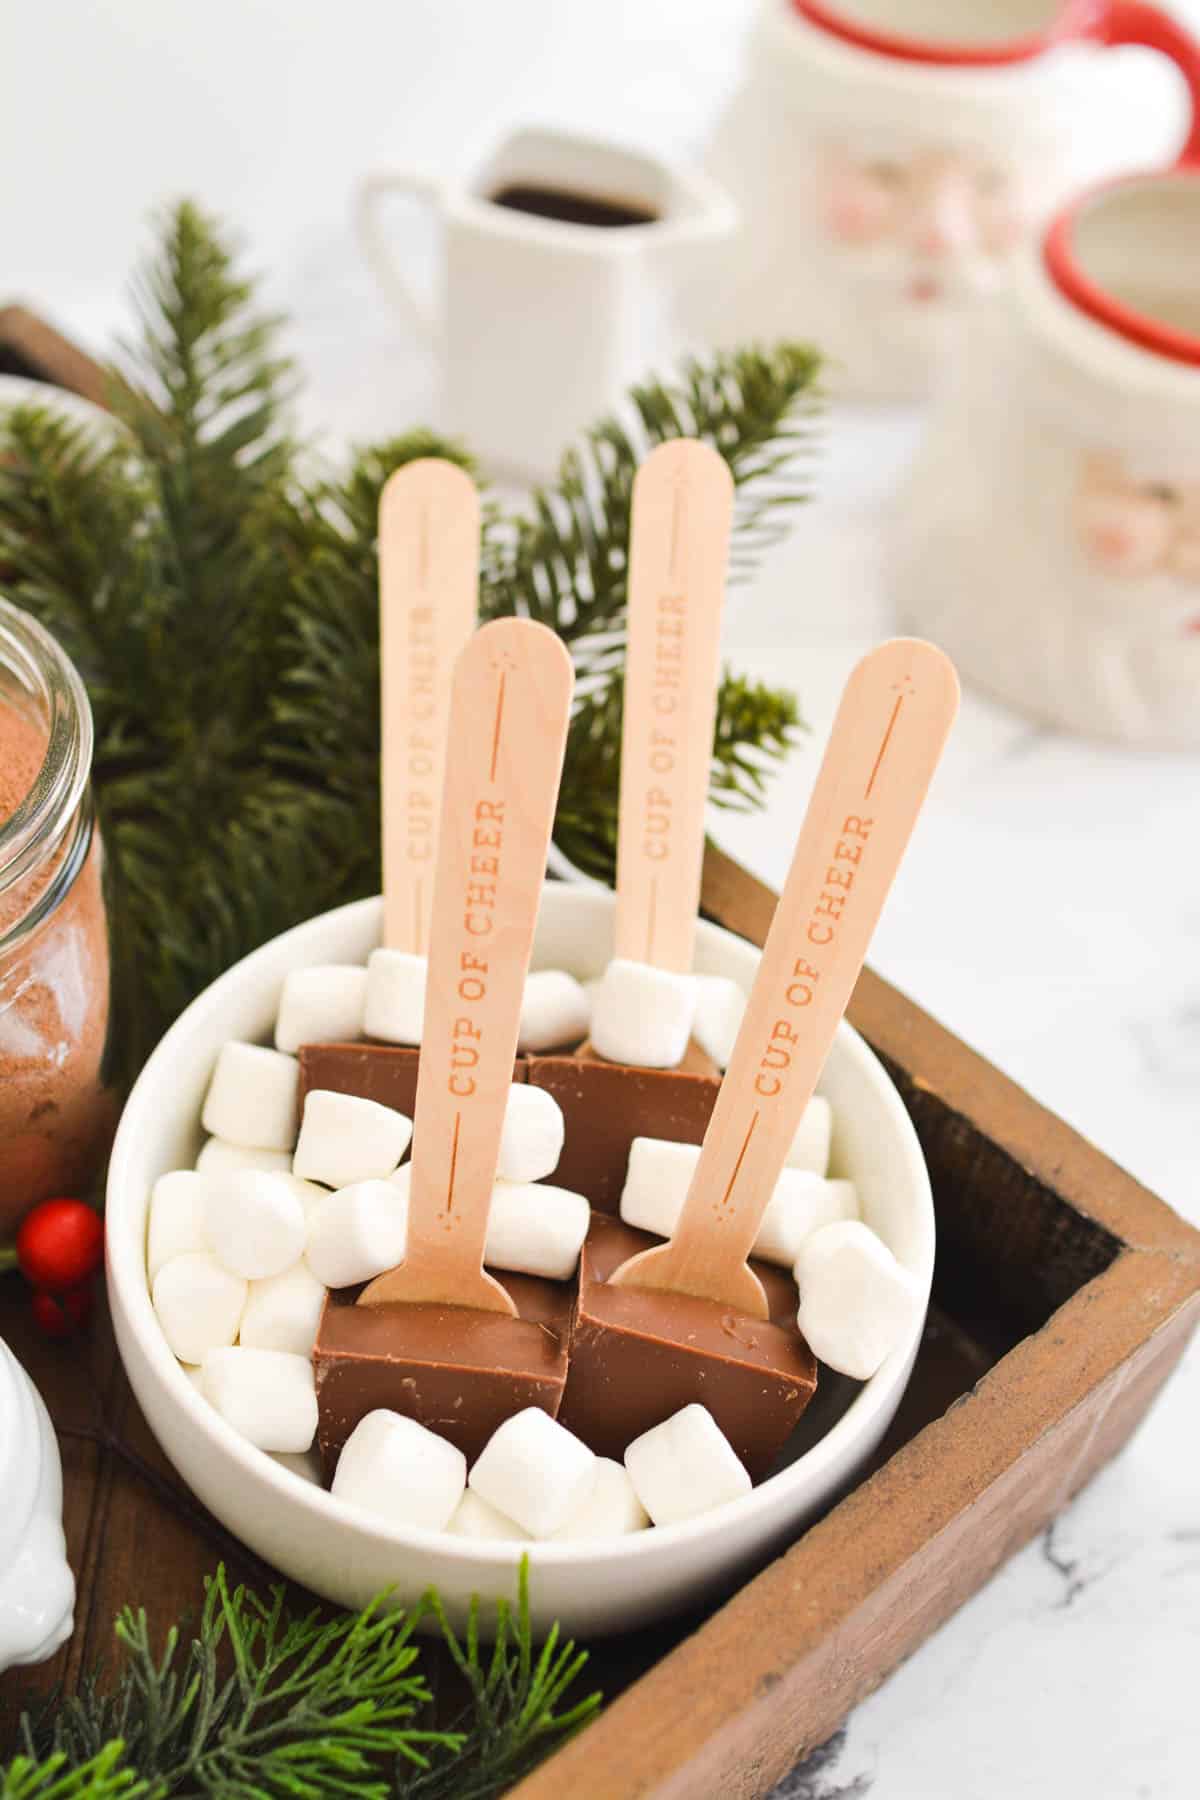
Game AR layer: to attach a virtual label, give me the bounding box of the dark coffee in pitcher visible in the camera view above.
[488,183,659,228]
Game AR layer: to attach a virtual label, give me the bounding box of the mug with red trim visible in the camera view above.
[893,154,1200,747]
[700,0,1200,398]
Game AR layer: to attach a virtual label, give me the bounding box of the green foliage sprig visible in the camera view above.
[2,1563,600,1800]
[0,202,819,1083]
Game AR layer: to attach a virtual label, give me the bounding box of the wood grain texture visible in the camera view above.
[361,619,573,1312]
[613,440,732,972]
[379,459,479,955]
[612,641,958,1314]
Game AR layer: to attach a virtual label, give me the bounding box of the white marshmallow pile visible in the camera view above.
[150,1021,589,1458]
[620,1109,856,1268]
[794,1220,923,1381]
[589,958,697,1069]
[330,1401,737,1541]
[149,1050,418,1452]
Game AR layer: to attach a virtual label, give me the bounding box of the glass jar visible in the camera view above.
[0,597,114,1237]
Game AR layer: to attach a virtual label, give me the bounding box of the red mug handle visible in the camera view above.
[1081,1,1200,167]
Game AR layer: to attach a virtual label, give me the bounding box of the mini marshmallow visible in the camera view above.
[589,959,696,1070]
[518,969,591,1053]
[201,1347,318,1453]
[152,1251,247,1363]
[496,1083,564,1184]
[552,1458,650,1541]
[362,948,427,1045]
[470,1408,596,1539]
[691,974,746,1071]
[332,1409,466,1530]
[624,1404,751,1527]
[196,1137,293,1177]
[201,1042,300,1152]
[179,1362,204,1390]
[239,1261,327,1356]
[786,1095,833,1176]
[147,1170,209,1279]
[485,1182,590,1281]
[447,1490,527,1542]
[795,1220,922,1381]
[749,1172,860,1269]
[292,1088,412,1188]
[306,1179,408,1288]
[620,1137,701,1240]
[274,963,368,1055]
[203,1170,307,1281]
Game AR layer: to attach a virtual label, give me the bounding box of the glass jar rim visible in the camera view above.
[0,595,94,909]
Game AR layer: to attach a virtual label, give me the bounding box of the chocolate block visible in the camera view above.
[527,1054,721,1214]
[313,1273,572,1474]
[300,1042,526,1117]
[560,1215,817,1480]
[573,1036,722,1079]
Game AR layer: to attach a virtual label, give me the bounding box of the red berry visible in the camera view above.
[31,1282,93,1339]
[16,1198,104,1293]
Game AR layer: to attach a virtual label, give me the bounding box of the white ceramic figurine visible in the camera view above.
[0,1337,75,1672]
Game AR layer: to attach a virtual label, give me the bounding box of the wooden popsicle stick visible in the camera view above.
[610,639,960,1317]
[379,459,480,956]
[360,618,575,1313]
[613,439,733,973]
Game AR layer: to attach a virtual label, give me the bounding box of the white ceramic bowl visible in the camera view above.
[107,886,934,1637]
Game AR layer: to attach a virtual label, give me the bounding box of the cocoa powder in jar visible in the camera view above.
[0,698,113,1235]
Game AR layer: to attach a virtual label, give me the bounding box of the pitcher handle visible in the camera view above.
[355,168,444,345]
[1085,1,1200,167]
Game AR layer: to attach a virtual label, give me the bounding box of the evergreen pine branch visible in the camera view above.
[397,1566,601,1800]
[0,1745,146,1800]
[3,1564,599,1800]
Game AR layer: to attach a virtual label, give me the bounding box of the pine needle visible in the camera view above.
[2,1563,599,1800]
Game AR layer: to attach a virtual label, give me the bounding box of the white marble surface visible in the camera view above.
[4,4,1197,1795]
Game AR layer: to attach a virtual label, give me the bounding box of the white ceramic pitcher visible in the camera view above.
[700,0,1200,399]
[892,154,1200,748]
[0,1337,74,1672]
[358,125,736,477]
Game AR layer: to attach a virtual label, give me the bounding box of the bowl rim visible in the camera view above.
[107,888,934,1570]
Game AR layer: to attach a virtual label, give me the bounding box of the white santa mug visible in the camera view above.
[892,150,1200,748]
[701,0,1200,398]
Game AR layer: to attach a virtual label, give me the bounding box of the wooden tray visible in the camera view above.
[1,328,1197,1789]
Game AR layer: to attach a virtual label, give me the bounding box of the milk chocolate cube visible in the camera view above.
[560,1215,817,1480]
[527,1050,721,1215]
[299,1042,525,1118]
[313,1274,572,1475]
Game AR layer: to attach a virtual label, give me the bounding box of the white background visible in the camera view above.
[5,5,1199,1797]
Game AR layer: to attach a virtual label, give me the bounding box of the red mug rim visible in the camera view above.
[1043,172,1200,368]
[791,0,1099,67]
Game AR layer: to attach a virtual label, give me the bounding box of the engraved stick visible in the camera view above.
[360,618,574,1312]
[379,459,479,956]
[610,639,960,1316]
[613,439,733,972]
